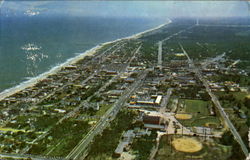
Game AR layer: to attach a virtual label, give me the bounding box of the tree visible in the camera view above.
[220,131,233,145]
[228,140,245,160]
[244,97,250,108]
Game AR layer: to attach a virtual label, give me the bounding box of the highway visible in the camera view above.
[66,70,148,160]
[180,44,249,157]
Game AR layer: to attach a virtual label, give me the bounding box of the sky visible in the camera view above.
[0,1,249,18]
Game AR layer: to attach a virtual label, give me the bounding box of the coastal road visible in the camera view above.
[66,70,148,160]
[180,44,249,157]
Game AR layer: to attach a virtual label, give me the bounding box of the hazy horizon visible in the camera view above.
[1,1,249,19]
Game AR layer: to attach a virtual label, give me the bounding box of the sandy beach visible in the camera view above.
[0,19,172,101]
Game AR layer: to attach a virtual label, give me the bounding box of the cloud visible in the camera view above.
[1,1,249,18]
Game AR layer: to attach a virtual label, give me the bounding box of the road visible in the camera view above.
[0,153,61,160]
[157,41,162,69]
[201,53,225,69]
[161,25,195,43]
[180,44,249,157]
[149,131,162,160]
[159,88,173,113]
[226,59,240,70]
[198,24,250,28]
[66,70,148,160]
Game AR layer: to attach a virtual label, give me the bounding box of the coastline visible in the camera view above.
[0,19,172,101]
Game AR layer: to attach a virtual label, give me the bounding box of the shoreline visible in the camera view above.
[0,19,172,101]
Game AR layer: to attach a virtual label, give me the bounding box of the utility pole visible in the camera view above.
[204,128,207,141]
[166,130,168,141]
[182,125,184,136]
[170,136,172,153]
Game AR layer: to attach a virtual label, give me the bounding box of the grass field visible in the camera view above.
[96,104,112,116]
[232,92,248,101]
[179,116,221,128]
[184,99,209,115]
[192,117,221,127]
[177,99,221,128]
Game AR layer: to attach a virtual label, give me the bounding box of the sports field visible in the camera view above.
[172,137,202,153]
[184,99,209,115]
[175,113,192,120]
[177,99,221,127]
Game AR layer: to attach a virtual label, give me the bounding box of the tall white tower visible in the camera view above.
[196,19,199,26]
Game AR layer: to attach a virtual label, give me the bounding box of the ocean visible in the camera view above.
[0,16,164,92]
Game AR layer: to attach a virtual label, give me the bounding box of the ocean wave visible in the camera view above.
[24,10,40,17]
[21,43,41,51]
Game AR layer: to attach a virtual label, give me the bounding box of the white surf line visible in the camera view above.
[0,18,172,101]
[0,45,100,101]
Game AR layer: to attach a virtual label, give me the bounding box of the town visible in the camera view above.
[0,18,250,160]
